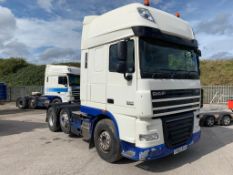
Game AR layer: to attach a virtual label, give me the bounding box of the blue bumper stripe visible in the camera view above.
[121,130,201,160]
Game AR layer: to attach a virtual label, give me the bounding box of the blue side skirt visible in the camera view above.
[121,131,201,161]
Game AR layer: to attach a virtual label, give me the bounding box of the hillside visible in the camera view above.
[0,58,233,86]
[0,58,80,87]
[200,59,233,85]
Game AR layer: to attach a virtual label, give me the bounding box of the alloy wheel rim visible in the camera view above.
[60,112,69,128]
[99,131,111,152]
[223,117,231,125]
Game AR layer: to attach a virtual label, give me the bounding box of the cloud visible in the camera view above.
[0,6,16,46]
[39,47,79,63]
[210,51,233,59]
[37,0,53,13]
[195,33,233,59]
[196,13,233,35]
[2,40,30,57]
[15,18,82,50]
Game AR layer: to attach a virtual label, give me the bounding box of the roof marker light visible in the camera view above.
[176,12,181,18]
[144,0,150,6]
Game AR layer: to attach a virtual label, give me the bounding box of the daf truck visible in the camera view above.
[16,65,80,109]
[46,2,202,162]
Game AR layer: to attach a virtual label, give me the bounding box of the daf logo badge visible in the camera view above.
[152,91,166,96]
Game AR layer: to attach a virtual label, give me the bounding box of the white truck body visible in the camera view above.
[47,3,202,162]
[80,3,200,150]
[44,65,80,102]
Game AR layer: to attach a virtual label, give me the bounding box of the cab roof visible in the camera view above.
[81,3,194,49]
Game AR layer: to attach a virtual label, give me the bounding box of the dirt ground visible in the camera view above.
[0,103,233,175]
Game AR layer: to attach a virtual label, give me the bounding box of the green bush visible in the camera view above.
[0,57,233,86]
[0,58,28,76]
[0,58,80,87]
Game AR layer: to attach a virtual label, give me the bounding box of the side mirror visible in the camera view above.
[115,41,127,74]
[116,61,126,73]
[197,49,202,57]
[117,41,127,61]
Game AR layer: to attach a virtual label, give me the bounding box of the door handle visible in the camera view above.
[107,99,114,104]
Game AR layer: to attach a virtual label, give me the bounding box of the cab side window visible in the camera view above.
[58,76,67,85]
[109,40,134,73]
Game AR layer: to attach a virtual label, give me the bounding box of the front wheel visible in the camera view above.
[205,115,215,127]
[94,119,122,163]
[51,98,62,104]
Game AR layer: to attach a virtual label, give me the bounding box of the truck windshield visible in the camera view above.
[68,74,80,86]
[139,38,200,79]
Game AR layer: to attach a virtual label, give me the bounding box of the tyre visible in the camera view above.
[51,98,62,104]
[221,115,231,126]
[28,98,37,109]
[47,107,61,132]
[59,108,71,134]
[205,115,215,127]
[94,119,122,163]
[16,97,28,109]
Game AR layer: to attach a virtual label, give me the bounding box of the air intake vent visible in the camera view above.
[162,112,194,148]
[72,89,80,102]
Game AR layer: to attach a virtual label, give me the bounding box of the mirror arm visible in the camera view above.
[124,73,132,81]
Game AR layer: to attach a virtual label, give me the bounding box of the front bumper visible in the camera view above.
[121,130,201,161]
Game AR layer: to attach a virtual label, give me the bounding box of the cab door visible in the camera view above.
[106,39,136,115]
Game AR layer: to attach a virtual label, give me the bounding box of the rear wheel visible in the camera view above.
[59,108,71,134]
[47,107,60,132]
[205,115,215,127]
[16,97,28,109]
[28,98,37,109]
[221,115,231,126]
[94,119,122,163]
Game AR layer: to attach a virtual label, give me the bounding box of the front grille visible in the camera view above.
[72,89,80,101]
[151,89,200,116]
[151,89,200,99]
[162,112,194,148]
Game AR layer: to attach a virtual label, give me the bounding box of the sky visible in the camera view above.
[0,0,233,64]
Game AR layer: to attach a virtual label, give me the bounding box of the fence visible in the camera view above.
[7,86,43,101]
[6,85,233,103]
[202,85,233,104]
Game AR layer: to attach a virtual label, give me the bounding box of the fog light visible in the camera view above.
[139,133,159,141]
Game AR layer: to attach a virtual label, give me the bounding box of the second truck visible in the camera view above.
[46,2,202,162]
[16,65,80,109]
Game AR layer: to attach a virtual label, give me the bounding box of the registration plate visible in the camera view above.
[174,145,188,155]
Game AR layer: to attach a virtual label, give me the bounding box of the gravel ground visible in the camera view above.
[0,103,233,175]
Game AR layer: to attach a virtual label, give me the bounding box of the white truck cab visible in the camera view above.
[47,2,202,163]
[16,65,80,109]
[44,65,80,102]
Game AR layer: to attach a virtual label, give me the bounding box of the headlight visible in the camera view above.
[137,7,155,23]
[139,133,159,141]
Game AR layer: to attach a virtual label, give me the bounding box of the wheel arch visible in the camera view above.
[80,106,120,148]
[44,95,62,103]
